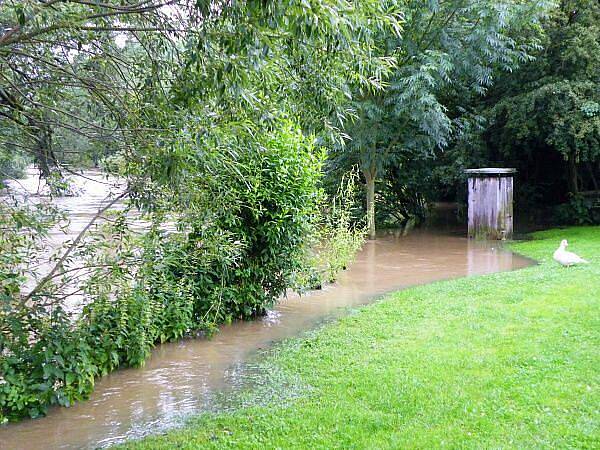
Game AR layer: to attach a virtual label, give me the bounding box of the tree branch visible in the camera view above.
[22,190,129,304]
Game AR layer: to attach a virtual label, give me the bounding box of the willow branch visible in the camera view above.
[22,190,129,304]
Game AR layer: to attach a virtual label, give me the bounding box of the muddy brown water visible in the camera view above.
[0,227,534,450]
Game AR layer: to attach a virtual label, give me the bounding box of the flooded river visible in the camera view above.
[0,220,534,449]
[3,167,123,240]
[1,168,130,313]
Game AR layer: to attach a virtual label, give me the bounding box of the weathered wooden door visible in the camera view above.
[466,168,515,240]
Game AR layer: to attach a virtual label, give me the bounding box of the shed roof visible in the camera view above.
[465,168,516,176]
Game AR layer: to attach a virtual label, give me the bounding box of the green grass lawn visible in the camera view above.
[121,227,600,449]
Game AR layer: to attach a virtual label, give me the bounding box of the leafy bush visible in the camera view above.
[554,193,600,225]
[376,162,431,228]
[0,121,334,422]
[294,170,365,291]
[0,199,69,421]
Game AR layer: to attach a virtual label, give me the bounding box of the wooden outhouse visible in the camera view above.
[466,168,516,240]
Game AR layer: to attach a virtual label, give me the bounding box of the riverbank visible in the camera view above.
[119,226,599,449]
[1,231,533,449]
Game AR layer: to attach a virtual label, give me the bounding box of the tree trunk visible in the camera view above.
[567,151,578,194]
[31,118,59,178]
[363,166,377,240]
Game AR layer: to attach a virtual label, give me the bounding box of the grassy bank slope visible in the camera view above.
[123,227,600,449]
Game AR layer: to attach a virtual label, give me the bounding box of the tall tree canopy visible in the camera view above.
[0,0,194,178]
[331,0,549,238]
[481,0,600,197]
[0,0,400,184]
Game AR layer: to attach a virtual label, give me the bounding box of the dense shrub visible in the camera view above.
[0,122,363,423]
[376,162,431,228]
[554,193,600,225]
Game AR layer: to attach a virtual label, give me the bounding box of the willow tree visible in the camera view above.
[334,0,550,239]
[0,0,401,184]
[0,0,405,310]
[0,1,197,179]
[1,1,408,422]
[0,0,404,311]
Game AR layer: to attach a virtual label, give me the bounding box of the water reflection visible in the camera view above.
[0,228,533,450]
[467,239,517,276]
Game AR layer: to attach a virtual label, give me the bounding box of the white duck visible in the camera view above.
[553,239,589,266]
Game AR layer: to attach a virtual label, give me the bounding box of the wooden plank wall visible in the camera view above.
[468,176,513,240]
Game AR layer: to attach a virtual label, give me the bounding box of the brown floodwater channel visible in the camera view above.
[0,227,534,450]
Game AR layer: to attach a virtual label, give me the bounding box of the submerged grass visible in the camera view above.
[121,226,600,449]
